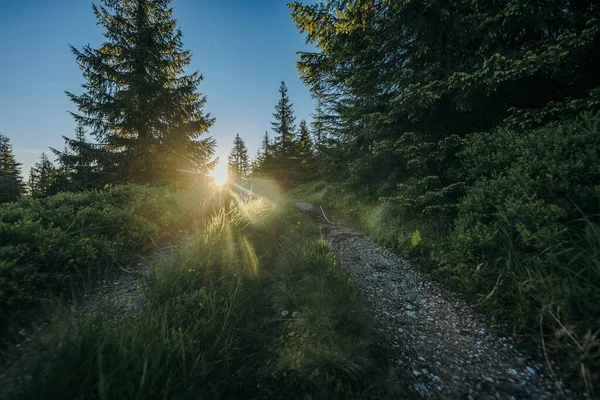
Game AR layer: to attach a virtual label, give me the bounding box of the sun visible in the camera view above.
[210,160,228,186]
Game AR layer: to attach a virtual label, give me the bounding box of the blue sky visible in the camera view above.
[0,0,315,176]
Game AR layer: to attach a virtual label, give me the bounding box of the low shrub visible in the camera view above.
[0,184,222,332]
[441,114,600,385]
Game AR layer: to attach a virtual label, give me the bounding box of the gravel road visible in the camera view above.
[297,202,580,399]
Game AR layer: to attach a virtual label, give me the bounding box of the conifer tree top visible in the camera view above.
[67,0,215,184]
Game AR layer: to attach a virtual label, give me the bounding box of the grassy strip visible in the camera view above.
[265,206,398,399]
[7,195,397,399]
[7,195,277,399]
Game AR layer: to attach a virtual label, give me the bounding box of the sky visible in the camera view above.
[0,0,316,177]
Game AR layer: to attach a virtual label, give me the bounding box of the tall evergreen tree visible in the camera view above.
[67,0,216,185]
[265,81,301,187]
[296,119,315,182]
[0,134,24,203]
[227,134,250,182]
[271,80,296,157]
[28,152,56,198]
[251,131,272,176]
[297,120,313,159]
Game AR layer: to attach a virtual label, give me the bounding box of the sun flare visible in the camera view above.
[210,161,228,186]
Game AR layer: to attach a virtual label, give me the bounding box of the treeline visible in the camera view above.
[1,77,320,201]
[289,0,600,390]
[226,80,317,189]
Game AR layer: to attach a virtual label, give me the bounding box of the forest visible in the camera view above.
[0,0,598,398]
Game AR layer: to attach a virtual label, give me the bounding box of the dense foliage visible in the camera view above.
[0,184,223,332]
[441,116,600,363]
[290,0,600,390]
[290,0,600,197]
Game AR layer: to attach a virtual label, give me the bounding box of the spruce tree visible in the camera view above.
[0,134,24,203]
[297,119,315,178]
[261,131,271,157]
[297,120,313,160]
[67,0,215,185]
[251,131,272,176]
[28,152,56,198]
[267,81,300,187]
[271,80,296,157]
[310,104,325,148]
[227,134,250,182]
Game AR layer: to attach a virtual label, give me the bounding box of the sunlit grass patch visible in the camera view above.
[8,195,280,400]
[6,196,395,399]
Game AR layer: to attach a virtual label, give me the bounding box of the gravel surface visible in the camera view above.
[297,202,580,399]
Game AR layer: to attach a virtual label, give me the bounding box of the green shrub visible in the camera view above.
[0,184,220,332]
[441,114,600,383]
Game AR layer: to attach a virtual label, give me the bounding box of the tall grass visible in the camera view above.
[510,218,600,392]
[6,192,396,399]
[266,208,398,399]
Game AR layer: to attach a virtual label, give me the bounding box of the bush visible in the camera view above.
[0,184,221,332]
[440,114,600,385]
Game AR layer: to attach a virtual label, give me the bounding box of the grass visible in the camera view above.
[291,181,443,252]
[266,208,397,399]
[5,188,398,399]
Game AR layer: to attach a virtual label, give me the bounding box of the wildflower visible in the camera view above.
[281,310,289,317]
